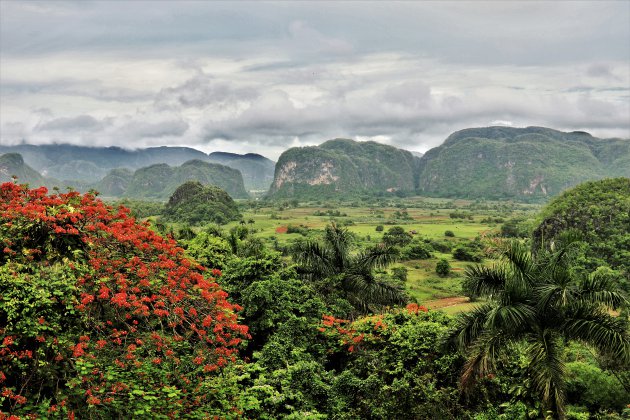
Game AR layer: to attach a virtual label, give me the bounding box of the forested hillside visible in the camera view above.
[416,127,629,200]
[120,160,248,200]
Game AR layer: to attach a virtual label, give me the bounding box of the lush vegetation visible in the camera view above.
[0,183,247,417]
[533,178,630,290]
[161,181,242,225]
[3,177,630,419]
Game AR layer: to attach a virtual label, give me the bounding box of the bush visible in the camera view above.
[452,245,483,262]
[375,225,384,232]
[427,240,452,253]
[436,259,451,277]
[400,243,432,260]
[444,230,455,237]
[391,267,408,282]
[0,183,248,417]
[286,224,309,236]
[382,226,413,247]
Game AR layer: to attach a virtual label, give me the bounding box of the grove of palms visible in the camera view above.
[447,237,630,419]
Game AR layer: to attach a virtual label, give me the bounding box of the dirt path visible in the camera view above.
[425,296,470,309]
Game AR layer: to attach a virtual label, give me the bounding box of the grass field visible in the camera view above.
[215,199,539,313]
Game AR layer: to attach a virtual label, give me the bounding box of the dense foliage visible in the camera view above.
[3,179,630,419]
[453,239,630,418]
[0,183,248,417]
[533,177,630,288]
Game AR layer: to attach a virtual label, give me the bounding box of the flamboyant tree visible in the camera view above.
[0,183,248,417]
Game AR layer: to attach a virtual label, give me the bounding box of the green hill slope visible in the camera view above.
[208,152,275,191]
[0,153,53,187]
[416,127,630,200]
[0,144,209,183]
[122,160,248,200]
[532,177,630,286]
[268,139,419,198]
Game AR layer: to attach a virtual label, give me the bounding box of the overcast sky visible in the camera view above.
[1,1,629,159]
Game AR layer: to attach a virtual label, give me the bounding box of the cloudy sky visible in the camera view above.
[1,1,629,159]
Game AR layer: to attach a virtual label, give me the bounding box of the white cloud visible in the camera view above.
[0,1,628,158]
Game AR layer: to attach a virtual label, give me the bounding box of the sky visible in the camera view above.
[1,1,629,160]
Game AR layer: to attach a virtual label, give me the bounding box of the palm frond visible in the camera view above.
[534,281,576,313]
[502,241,535,291]
[324,223,353,266]
[444,303,494,350]
[290,240,334,279]
[577,272,628,309]
[460,331,506,391]
[563,304,630,364]
[463,264,507,299]
[486,302,537,334]
[355,243,399,271]
[343,272,407,313]
[527,330,566,419]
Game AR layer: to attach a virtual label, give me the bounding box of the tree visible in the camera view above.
[0,183,248,417]
[291,223,407,315]
[382,226,412,247]
[447,239,630,419]
[436,259,451,277]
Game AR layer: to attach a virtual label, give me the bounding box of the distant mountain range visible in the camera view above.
[0,144,275,191]
[2,126,629,201]
[208,152,275,191]
[267,127,629,200]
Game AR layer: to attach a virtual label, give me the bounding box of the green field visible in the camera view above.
[209,198,540,313]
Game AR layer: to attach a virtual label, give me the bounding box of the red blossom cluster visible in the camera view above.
[319,315,366,353]
[0,183,249,416]
[319,304,429,353]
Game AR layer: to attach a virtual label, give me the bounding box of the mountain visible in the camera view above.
[416,126,630,200]
[268,138,419,198]
[120,160,248,200]
[208,152,275,191]
[0,144,210,183]
[0,153,53,187]
[93,168,133,197]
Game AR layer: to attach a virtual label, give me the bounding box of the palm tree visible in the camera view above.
[291,223,407,315]
[446,238,630,419]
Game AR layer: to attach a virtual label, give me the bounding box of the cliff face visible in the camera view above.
[268,139,419,198]
[415,127,630,200]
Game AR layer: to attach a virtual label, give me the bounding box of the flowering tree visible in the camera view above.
[0,183,248,418]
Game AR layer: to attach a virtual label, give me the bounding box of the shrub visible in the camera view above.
[400,243,432,260]
[382,226,412,247]
[444,230,455,237]
[452,245,483,262]
[391,267,408,282]
[375,225,384,232]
